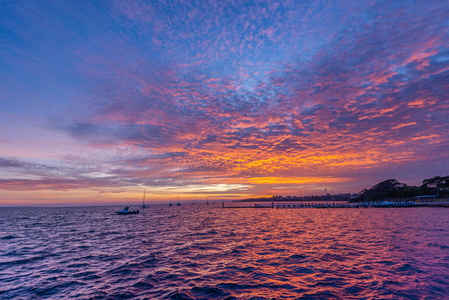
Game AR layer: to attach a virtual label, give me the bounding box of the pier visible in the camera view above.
[222,198,449,209]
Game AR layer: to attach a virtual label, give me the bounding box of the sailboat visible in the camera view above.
[176,195,181,206]
[141,190,147,208]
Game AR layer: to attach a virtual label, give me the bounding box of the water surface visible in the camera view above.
[1,205,448,299]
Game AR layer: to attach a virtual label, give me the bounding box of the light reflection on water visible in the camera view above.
[0,204,448,299]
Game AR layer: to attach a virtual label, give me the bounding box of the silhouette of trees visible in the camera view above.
[354,179,408,202]
[421,176,449,196]
[353,175,449,202]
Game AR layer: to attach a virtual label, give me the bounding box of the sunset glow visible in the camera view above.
[1,0,448,205]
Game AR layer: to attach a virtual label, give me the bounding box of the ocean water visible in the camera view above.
[1,204,448,299]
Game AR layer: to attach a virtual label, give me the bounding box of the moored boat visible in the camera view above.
[116,206,139,215]
[141,190,147,208]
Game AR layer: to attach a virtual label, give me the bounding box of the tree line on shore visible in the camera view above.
[352,175,449,202]
[241,175,449,203]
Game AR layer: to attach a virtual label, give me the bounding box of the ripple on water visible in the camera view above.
[0,206,448,299]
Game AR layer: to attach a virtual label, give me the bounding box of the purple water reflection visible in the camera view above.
[0,205,448,299]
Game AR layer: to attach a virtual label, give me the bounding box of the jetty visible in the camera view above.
[222,198,449,209]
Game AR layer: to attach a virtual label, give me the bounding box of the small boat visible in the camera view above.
[176,195,181,206]
[116,206,139,215]
[141,190,147,208]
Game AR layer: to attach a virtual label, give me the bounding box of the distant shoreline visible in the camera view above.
[237,194,355,202]
[236,198,349,202]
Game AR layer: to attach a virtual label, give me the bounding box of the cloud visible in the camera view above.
[2,0,449,199]
[0,157,61,172]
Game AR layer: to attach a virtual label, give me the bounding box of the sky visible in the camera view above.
[1,0,449,205]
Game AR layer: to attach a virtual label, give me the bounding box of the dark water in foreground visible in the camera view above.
[1,205,448,299]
